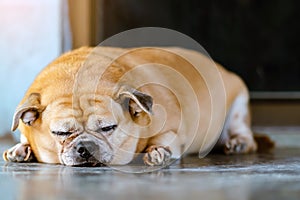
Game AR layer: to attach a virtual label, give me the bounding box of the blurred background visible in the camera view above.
[0,0,299,140]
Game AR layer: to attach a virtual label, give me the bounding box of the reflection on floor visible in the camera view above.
[1,142,300,200]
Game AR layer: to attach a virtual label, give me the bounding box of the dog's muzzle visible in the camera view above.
[60,133,113,166]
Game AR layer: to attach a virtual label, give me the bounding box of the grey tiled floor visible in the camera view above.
[1,147,300,200]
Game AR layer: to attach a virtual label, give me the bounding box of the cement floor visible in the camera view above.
[1,147,300,200]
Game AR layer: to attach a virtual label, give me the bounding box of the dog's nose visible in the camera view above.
[77,146,91,159]
[77,143,94,159]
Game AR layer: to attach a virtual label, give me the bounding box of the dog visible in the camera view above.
[3,46,258,166]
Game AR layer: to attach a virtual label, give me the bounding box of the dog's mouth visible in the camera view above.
[61,150,109,167]
[73,161,106,167]
[73,153,108,167]
[61,154,108,167]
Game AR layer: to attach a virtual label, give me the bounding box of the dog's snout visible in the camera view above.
[77,142,96,159]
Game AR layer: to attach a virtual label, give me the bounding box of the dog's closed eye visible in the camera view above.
[98,125,117,133]
[51,131,73,136]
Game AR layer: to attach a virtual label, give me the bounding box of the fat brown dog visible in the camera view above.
[3,47,257,166]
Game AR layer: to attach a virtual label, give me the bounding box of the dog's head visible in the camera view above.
[11,86,153,166]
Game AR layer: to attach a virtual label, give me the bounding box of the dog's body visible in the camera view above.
[3,47,257,166]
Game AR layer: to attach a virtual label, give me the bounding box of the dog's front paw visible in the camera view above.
[143,145,172,166]
[3,143,35,162]
[224,135,257,154]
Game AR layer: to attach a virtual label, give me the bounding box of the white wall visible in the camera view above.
[0,0,70,138]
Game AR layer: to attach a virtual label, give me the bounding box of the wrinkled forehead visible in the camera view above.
[44,94,122,121]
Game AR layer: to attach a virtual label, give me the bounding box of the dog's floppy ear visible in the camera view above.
[117,86,153,117]
[11,93,45,131]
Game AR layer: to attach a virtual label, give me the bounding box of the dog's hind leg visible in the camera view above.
[217,91,257,154]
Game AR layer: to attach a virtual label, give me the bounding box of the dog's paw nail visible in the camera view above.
[234,143,243,152]
[225,142,231,149]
